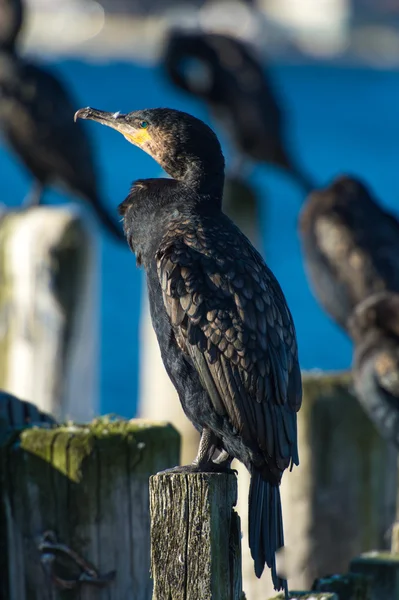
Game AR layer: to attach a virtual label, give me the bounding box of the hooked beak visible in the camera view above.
[74,107,151,147]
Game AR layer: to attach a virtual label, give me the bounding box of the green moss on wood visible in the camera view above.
[2,418,180,598]
[16,418,179,480]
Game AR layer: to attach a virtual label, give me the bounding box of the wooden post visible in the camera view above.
[237,371,397,599]
[0,390,56,600]
[311,573,371,599]
[350,553,399,600]
[1,417,180,599]
[282,372,397,589]
[0,205,99,422]
[150,472,242,600]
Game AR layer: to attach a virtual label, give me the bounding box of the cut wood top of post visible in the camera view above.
[351,551,399,565]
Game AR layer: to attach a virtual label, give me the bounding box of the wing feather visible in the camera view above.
[156,220,301,472]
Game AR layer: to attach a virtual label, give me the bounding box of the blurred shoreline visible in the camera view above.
[21,5,399,69]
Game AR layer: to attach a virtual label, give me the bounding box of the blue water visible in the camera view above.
[0,57,398,416]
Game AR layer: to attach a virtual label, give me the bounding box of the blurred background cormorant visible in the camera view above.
[0,0,124,241]
[299,175,399,333]
[162,29,315,193]
[76,105,302,597]
[348,291,399,448]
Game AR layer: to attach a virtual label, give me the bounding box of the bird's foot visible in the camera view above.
[157,461,236,476]
[157,464,204,475]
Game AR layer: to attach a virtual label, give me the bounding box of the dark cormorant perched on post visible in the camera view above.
[0,0,124,241]
[348,292,399,448]
[75,105,302,596]
[299,175,399,333]
[163,29,314,193]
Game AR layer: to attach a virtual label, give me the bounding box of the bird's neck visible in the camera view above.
[121,178,221,268]
[159,154,225,200]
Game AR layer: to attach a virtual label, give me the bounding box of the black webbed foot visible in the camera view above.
[157,464,204,475]
[157,462,237,476]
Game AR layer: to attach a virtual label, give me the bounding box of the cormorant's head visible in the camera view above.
[0,0,23,51]
[348,292,399,342]
[163,30,220,100]
[75,106,225,198]
[327,175,373,202]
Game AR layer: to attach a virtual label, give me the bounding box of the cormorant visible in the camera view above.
[0,0,124,241]
[163,29,314,193]
[75,106,302,595]
[299,175,399,333]
[348,292,399,448]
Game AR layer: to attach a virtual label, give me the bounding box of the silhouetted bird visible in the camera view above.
[163,29,314,192]
[0,0,124,241]
[0,0,22,51]
[299,175,399,333]
[75,105,302,596]
[348,292,399,448]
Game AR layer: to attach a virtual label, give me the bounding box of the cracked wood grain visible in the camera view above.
[150,472,242,600]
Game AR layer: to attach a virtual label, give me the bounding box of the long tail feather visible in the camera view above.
[249,472,288,597]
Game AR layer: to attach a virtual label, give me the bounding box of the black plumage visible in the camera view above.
[299,175,399,333]
[75,106,302,595]
[0,0,123,241]
[348,292,399,448]
[163,29,314,192]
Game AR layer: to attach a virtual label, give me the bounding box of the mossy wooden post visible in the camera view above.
[150,472,242,600]
[138,176,262,466]
[0,390,56,600]
[1,418,180,599]
[311,573,371,599]
[237,372,397,599]
[350,553,399,600]
[0,205,99,422]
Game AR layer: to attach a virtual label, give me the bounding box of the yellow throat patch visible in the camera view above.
[124,129,151,145]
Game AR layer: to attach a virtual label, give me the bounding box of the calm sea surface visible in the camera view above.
[0,58,398,416]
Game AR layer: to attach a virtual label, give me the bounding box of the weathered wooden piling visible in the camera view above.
[150,472,242,600]
[311,573,371,599]
[1,417,180,600]
[0,205,99,422]
[350,553,399,600]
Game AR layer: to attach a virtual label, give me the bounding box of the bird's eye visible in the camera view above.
[140,120,149,129]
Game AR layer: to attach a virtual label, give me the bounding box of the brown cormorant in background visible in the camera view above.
[75,105,302,596]
[348,292,399,448]
[0,0,124,241]
[162,29,314,193]
[299,175,399,333]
